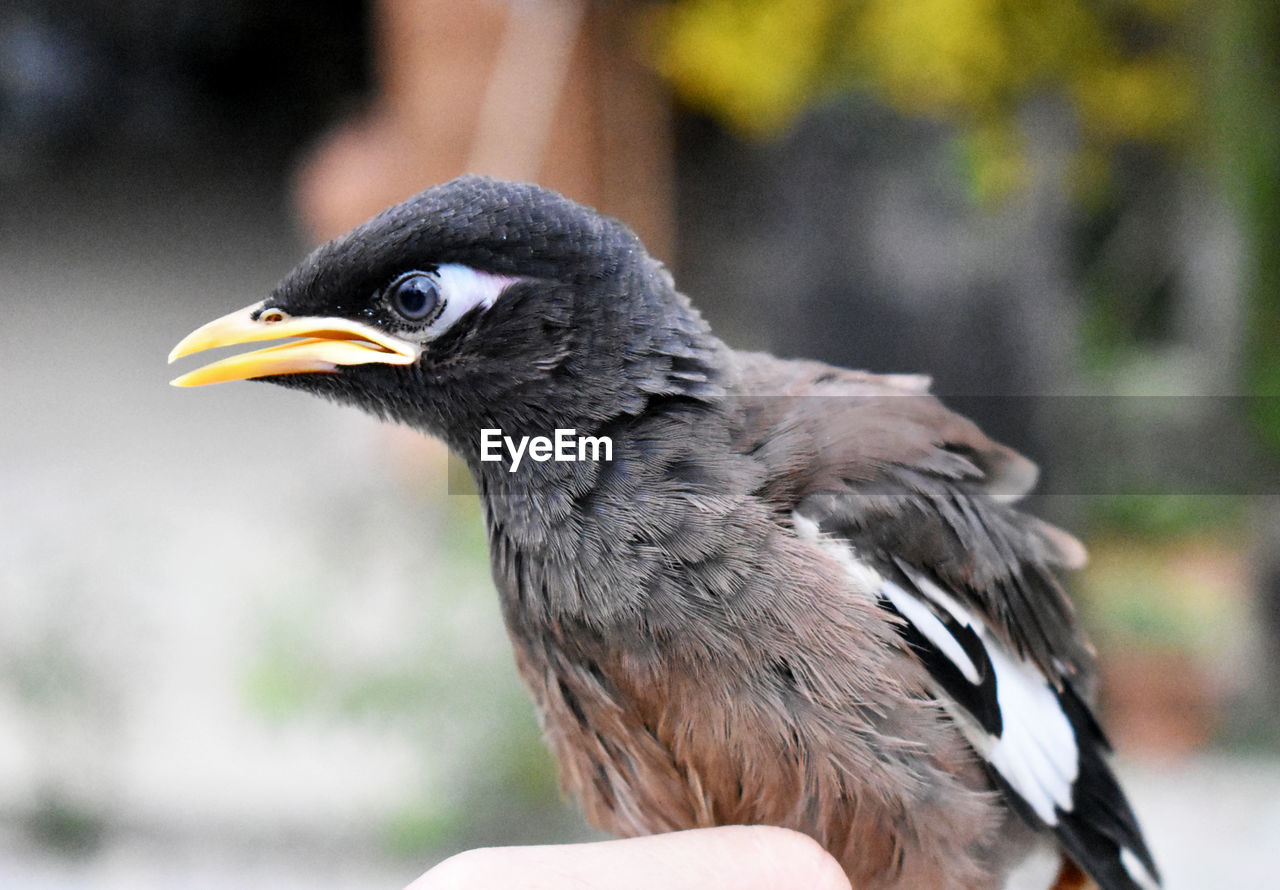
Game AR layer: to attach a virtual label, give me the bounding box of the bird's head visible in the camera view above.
[169,176,720,454]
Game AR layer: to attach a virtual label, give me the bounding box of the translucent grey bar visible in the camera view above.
[442,395,1279,496]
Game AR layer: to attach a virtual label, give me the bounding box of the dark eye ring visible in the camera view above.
[387,271,443,323]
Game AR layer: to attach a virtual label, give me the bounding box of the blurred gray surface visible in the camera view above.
[0,759,1277,888]
[1,169,560,882]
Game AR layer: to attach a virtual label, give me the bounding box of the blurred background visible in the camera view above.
[2,0,1278,887]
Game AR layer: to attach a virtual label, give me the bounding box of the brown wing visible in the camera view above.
[727,354,1163,890]
[728,351,1092,682]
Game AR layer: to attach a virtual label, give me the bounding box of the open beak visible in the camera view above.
[168,302,419,387]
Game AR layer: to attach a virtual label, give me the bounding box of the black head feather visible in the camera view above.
[260,176,723,456]
[274,176,658,316]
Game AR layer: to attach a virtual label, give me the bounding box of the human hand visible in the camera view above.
[407,825,852,890]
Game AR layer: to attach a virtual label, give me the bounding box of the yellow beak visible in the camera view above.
[168,302,420,387]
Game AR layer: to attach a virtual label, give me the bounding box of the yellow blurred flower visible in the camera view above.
[654,0,1201,199]
[654,0,840,135]
[1072,57,1198,144]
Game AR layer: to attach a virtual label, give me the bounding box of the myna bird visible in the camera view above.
[170,176,1161,890]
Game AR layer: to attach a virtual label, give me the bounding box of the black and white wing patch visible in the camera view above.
[792,513,1161,890]
[881,563,1162,890]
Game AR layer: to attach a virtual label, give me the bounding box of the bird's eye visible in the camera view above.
[387,272,443,323]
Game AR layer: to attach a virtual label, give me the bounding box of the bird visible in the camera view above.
[169,175,1161,890]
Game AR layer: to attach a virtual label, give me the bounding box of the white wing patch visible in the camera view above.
[1120,848,1162,890]
[880,580,982,685]
[904,567,1079,825]
[982,637,1078,823]
[792,512,883,594]
[428,263,523,337]
[792,511,1080,827]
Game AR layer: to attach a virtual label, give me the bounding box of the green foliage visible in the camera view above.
[383,802,460,858]
[1211,1,1280,452]
[1085,494,1245,540]
[1080,532,1246,655]
[26,791,107,857]
[1086,563,1214,651]
[654,0,1202,200]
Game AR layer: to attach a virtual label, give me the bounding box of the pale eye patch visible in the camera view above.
[425,263,524,337]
